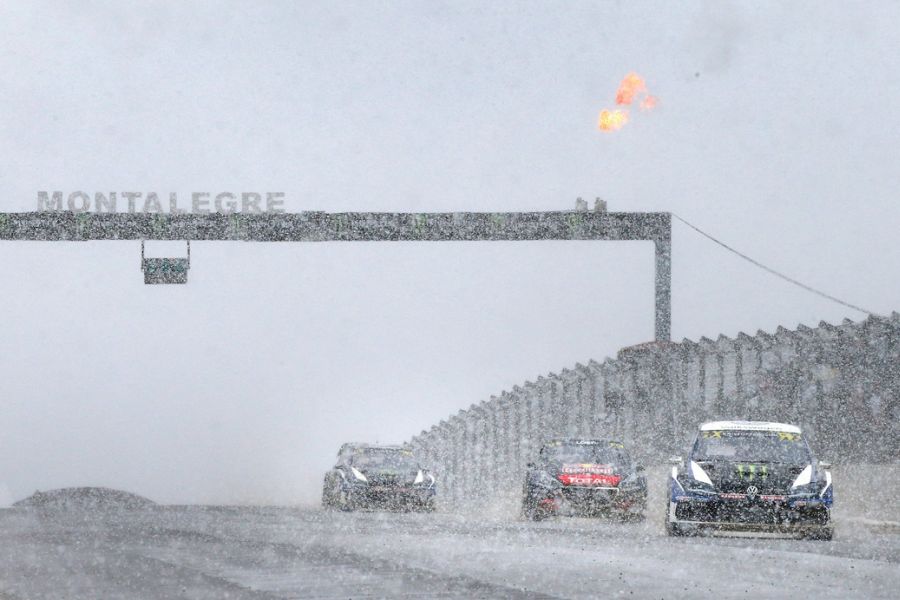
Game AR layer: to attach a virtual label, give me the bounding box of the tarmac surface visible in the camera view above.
[1,465,897,599]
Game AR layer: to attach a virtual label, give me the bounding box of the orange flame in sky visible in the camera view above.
[639,94,658,111]
[615,73,646,106]
[597,72,657,132]
[598,109,629,131]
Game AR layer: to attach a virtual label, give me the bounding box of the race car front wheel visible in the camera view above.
[523,507,546,522]
[803,526,834,541]
[321,480,336,510]
[338,490,355,512]
[620,511,645,523]
[665,503,684,536]
[523,499,553,522]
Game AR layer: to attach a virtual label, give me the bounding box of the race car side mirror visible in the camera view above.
[818,461,832,470]
[668,456,682,466]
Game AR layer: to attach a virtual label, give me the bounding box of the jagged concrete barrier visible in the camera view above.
[409,313,900,508]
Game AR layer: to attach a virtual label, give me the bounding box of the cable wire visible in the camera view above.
[672,213,882,318]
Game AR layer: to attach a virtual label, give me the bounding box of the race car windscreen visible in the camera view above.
[540,442,631,468]
[350,449,420,472]
[691,430,812,464]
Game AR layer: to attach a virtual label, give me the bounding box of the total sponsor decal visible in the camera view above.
[558,464,621,486]
[558,474,622,486]
[561,463,614,475]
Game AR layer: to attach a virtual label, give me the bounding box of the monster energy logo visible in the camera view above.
[736,464,769,480]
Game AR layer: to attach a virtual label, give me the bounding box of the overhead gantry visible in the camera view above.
[0,210,672,340]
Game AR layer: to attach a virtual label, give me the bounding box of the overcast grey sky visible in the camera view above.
[1,1,898,505]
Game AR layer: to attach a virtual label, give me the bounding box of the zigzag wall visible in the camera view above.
[408,313,900,508]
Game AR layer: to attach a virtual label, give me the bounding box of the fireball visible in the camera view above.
[597,109,629,131]
[615,72,647,105]
[597,73,657,132]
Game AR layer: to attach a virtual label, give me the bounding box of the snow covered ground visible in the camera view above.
[0,465,897,599]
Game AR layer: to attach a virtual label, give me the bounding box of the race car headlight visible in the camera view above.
[791,465,813,488]
[690,461,713,486]
[675,461,715,494]
[350,467,368,483]
[413,471,435,490]
[820,469,832,497]
[790,465,829,496]
[413,470,436,488]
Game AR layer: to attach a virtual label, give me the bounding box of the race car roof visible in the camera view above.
[340,443,406,451]
[545,438,625,446]
[700,421,801,434]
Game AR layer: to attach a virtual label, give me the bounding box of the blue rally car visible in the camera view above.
[666,421,833,540]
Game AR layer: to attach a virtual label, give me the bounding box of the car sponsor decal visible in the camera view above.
[557,473,622,487]
[719,492,786,501]
[561,463,614,475]
[719,493,746,500]
[704,429,802,440]
[735,463,769,480]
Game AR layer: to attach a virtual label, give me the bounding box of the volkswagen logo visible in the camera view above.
[746,485,759,499]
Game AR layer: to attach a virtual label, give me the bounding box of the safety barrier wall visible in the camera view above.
[408,313,900,508]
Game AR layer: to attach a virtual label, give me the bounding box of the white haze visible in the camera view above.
[0,1,898,505]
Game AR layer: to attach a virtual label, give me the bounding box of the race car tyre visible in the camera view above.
[665,521,685,536]
[522,502,548,522]
[338,490,355,512]
[621,511,645,523]
[804,526,834,541]
[321,480,336,510]
[665,504,684,536]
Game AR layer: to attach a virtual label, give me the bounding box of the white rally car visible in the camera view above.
[666,421,833,539]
